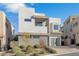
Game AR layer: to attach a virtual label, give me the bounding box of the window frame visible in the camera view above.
[53,24,59,30]
[35,22,43,26]
[24,18,31,22]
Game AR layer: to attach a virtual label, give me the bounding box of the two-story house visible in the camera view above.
[63,16,79,46]
[18,7,61,47]
[18,7,48,46]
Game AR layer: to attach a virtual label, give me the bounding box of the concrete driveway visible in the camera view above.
[58,52,79,56]
[0,52,5,56]
[46,46,79,56]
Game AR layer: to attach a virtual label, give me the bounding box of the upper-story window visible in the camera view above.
[6,22,8,29]
[70,28,72,32]
[73,22,78,27]
[66,19,70,24]
[24,19,31,22]
[54,25,59,30]
[35,22,43,26]
[72,18,76,21]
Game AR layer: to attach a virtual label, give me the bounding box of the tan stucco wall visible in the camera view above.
[0,12,12,51]
[63,16,79,45]
[0,12,4,36]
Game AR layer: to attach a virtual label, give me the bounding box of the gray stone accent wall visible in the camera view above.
[18,35,48,46]
[39,36,48,46]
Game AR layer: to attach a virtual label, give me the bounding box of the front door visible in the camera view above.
[50,37,61,47]
[56,38,61,46]
[51,38,56,47]
[71,34,75,45]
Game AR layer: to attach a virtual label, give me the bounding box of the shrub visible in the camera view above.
[44,46,49,51]
[26,45,33,50]
[12,46,25,56]
[15,51,25,56]
[33,44,40,48]
[19,46,24,49]
[44,46,56,54]
[48,49,56,54]
[39,50,44,54]
[30,52,39,56]
[10,41,18,48]
[26,45,34,53]
[21,47,27,52]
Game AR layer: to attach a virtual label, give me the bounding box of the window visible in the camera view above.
[66,19,70,24]
[65,35,68,39]
[73,22,78,27]
[35,22,42,26]
[54,25,59,30]
[32,35,39,39]
[70,28,72,32]
[6,22,8,29]
[72,18,76,21]
[24,19,31,22]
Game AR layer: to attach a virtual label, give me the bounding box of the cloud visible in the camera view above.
[30,3,35,6]
[3,3,26,13]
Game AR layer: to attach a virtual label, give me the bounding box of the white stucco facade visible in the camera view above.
[18,7,61,47]
[49,18,61,47]
[19,7,47,34]
[18,7,48,46]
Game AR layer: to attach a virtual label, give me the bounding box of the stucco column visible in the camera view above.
[49,37,51,47]
[59,38,61,46]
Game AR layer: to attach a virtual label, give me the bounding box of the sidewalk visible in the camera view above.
[45,46,79,56]
[0,52,5,56]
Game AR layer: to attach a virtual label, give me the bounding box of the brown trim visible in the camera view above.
[31,15,48,21]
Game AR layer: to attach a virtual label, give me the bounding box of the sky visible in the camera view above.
[0,3,79,33]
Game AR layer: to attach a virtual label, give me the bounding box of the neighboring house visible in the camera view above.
[18,7,61,47]
[63,16,79,46]
[18,7,48,46]
[48,18,61,47]
[0,11,12,51]
[60,26,65,46]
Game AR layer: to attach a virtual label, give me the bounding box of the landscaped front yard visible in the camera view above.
[7,41,57,56]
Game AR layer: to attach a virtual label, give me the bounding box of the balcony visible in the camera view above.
[31,26,47,34]
[19,25,47,34]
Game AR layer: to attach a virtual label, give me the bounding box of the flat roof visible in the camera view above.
[32,15,48,20]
